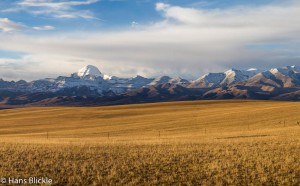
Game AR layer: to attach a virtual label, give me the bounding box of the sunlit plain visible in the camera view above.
[1,100,300,185]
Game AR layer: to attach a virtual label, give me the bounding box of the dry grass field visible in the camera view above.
[0,100,300,185]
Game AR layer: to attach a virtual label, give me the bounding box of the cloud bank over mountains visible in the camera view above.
[0,1,300,80]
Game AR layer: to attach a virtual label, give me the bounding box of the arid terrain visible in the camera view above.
[1,100,300,185]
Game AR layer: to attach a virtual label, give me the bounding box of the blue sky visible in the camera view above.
[0,0,279,31]
[0,0,299,80]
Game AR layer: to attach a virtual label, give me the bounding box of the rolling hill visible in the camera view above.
[1,100,300,185]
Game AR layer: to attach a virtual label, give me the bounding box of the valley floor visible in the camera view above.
[0,100,300,185]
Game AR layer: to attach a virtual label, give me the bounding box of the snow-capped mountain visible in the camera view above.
[2,65,300,106]
[28,65,154,95]
[72,65,104,80]
[270,65,300,75]
[21,65,110,95]
[1,65,300,99]
[246,65,300,88]
[222,68,260,85]
[148,76,190,86]
[0,65,189,96]
[189,72,225,88]
[106,75,154,94]
[189,68,261,88]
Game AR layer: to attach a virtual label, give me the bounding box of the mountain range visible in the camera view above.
[1,65,300,107]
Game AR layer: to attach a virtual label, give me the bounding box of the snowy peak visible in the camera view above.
[247,68,258,71]
[190,68,260,88]
[189,73,225,88]
[225,68,259,76]
[269,65,300,76]
[222,68,259,85]
[75,65,103,79]
[168,77,190,86]
[149,76,172,86]
[246,65,300,88]
[149,76,190,86]
[290,65,300,71]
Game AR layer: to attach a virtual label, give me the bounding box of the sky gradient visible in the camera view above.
[0,0,299,80]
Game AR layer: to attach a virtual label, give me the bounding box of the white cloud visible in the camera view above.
[9,0,100,19]
[0,18,25,32]
[0,18,55,33]
[155,3,170,11]
[131,21,139,28]
[1,1,300,80]
[32,25,55,31]
[18,0,99,8]
[0,54,78,80]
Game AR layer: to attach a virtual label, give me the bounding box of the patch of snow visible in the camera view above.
[76,65,103,79]
[247,68,257,71]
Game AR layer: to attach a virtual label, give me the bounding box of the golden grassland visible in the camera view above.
[0,100,300,185]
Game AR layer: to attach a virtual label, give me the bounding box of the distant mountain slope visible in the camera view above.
[0,83,206,106]
[1,65,300,106]
[148,76,190,87]
[245,66,300,88]
[272,90,300,101]
[189,68,260,88]
[0,65,189,96]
